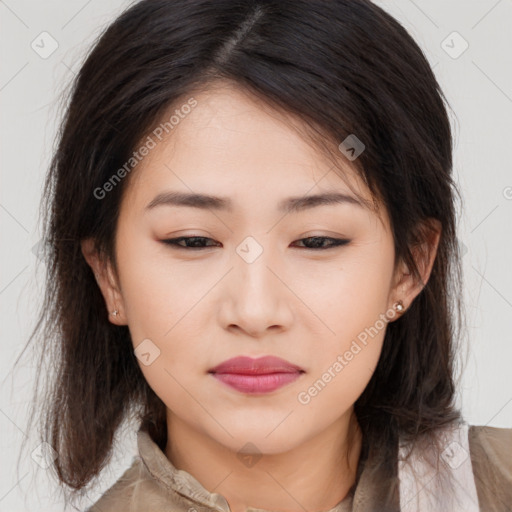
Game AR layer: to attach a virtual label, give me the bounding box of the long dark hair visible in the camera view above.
[17,0,465,507]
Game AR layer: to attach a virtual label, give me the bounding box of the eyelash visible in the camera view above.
[161,236,351,251]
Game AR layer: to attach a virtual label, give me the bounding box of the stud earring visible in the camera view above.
[393,300,405,314]
[111,309,119,317]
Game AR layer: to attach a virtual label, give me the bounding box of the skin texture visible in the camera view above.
[82,83,440,512]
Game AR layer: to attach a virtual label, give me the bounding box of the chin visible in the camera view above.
[209,423,304,456]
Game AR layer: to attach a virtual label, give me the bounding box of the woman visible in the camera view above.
[21,0,512,511]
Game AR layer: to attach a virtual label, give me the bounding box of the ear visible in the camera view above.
[81,237,127,325]
[388,218,441,320]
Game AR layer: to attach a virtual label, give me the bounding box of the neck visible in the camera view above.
[165,409,363,512]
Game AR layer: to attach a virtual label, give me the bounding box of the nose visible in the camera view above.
[218,240,294,339]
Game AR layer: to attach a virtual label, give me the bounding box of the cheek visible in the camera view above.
[116,236,213,393]
[294,246,393,407]
[296,299,389,424]
[116,235,196,342]
[301,246,394,339]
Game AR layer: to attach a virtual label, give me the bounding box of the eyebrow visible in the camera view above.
[144,190,368,214]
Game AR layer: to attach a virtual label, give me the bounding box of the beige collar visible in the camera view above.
[136,428,355,512]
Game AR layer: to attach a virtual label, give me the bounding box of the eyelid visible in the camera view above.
[160,235,351,250]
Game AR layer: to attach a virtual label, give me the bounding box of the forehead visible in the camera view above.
[121,84,378,218]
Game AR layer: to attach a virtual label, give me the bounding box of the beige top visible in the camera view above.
[86,424,512,512]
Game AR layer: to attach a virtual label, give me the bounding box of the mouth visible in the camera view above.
[208,355,305,394]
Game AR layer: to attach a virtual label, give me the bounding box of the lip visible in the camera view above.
[208,356,305,394]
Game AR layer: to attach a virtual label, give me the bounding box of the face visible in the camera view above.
[85,83,410,455]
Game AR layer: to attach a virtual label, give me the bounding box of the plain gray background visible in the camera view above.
[1,0,511,510]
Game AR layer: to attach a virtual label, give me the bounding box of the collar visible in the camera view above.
[136,428,355,512]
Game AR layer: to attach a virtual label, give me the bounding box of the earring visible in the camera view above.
[111,309,119,317]
[393,300,405,314]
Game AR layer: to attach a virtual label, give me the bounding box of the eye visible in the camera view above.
[161,236,220,249]
[161,236,350,250]
[291,236,351,250]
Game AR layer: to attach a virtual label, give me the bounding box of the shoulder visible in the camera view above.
[468,424,512,475]
[83,455,193,512]
[84,458,142,512]
[468,424,512,511]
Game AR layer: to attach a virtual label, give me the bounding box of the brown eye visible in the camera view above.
[161,236,220,249]
[291,237,351,250]
[161,236,350,251]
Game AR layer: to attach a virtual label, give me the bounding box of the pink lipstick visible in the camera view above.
[208,355,304,394]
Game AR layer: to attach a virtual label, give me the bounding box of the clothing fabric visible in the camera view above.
[398,422,479,511]
[85,422,512,512]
